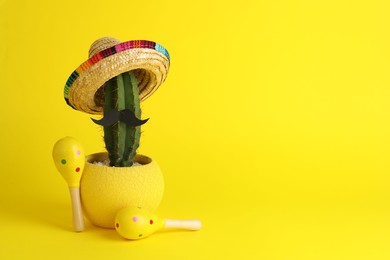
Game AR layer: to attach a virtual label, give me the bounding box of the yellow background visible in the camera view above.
[1,0,390,259]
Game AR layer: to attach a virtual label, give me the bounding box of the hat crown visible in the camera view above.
[88,37,120,58]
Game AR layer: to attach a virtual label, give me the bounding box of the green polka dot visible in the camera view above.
[61,159,66,165]
[138,234,143,237]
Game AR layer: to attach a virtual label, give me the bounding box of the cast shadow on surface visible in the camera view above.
[0,194,98,233]
[1,194,204,241]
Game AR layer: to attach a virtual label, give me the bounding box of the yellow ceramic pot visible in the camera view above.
[80,152,164,229]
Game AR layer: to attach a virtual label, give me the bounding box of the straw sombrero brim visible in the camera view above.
[64,40,170,115]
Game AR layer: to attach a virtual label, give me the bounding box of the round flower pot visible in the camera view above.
[80,152,164,229]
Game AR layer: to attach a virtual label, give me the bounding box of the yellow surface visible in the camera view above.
[1,0,390,259]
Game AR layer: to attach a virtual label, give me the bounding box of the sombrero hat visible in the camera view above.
[64,37,170,114]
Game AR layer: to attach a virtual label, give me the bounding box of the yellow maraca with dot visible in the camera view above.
[52,136,85,232]
[115,206,202,240]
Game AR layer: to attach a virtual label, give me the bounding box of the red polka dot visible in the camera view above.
[150,220,153,225]
[75,167,80,172]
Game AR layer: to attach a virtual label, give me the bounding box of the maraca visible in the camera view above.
[115,206,202,240]
[52,136,85,232]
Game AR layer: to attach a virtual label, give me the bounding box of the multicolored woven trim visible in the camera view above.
[64,40,170,102]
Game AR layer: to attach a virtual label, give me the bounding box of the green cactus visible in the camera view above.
[103,71,141,167]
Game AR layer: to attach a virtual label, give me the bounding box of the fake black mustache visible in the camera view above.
[91,109,149,127]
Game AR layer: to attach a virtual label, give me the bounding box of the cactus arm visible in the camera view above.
[116,74,127,165]
[103,77,120,166]
[121,71,141,166]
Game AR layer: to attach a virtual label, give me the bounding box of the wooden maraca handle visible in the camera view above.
[165,219,202,230]
[69,187,84,232]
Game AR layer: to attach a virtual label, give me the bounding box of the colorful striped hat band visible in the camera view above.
[64,37,170,114]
